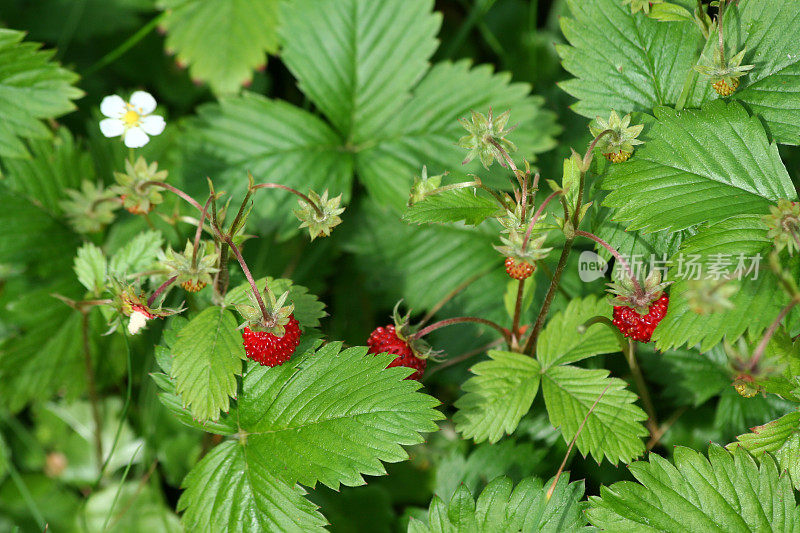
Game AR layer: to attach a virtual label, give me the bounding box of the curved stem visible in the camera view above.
[583,129,615,169]
[141,181,204,212]
[749,300,798,371]
[251,182,323,218]
[574,230,643,295]
[222,234,269,323]
[488,137,525,189]
[84,11,169,75]
[147,276,177,307]
[423,179,511,211]
[523,190,562,249]
[412,316,510,344]
[420,269,492,326]
[192,195,213,269]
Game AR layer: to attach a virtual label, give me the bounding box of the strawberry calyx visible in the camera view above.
[235,282,294,337]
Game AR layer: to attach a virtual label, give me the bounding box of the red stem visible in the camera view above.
[222,234,269,323]
[749,300,797,371]
[574,230,643,295]
[251,182,323,218]
[192,196,213,269]
[412,316,510,344]
[148,276,177,307]
[523,190,563,249]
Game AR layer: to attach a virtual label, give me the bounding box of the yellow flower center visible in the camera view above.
[123,109,141,127]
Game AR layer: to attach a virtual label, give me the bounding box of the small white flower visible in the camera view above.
[128,310,150,335]
[100,91,166,148]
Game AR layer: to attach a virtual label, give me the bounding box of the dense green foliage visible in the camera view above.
[2,0,800,531]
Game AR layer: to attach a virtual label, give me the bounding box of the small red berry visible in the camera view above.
[505,257,534,280]
[367,324,426,381]
[242,314,302,367]
[612,294,669,343]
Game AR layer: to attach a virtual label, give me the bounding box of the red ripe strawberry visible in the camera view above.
[505,257,535,280]
[612,294,669,343]
[242,314,302,367]
[367,324,426,381]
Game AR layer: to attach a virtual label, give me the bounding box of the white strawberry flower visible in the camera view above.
[99,91,166,148]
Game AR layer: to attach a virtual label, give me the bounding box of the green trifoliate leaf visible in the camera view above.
[108,230,164,277]
[603,101,796,233]
[457,109,517,169]
[558,0,711,119]
[537,295,620,370]
[587,445,800,531]
[710,0,800,144]
[454,351,541,444]
[74,243,107,297]
[184,0,558,230]
[293,189,345,240]
[168,307,245,423]
[728,411,800,491]
[653,215,792,351]
[0,29,83,158]
[403,189,501,226]
[409,474,588,533]
[179,441,327,532]
[542,365,648,465]
[157,0,279,94]
[177,342,443,530]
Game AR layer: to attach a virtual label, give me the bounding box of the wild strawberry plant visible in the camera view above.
[2,0,800,531]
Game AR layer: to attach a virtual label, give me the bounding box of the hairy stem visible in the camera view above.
[141,181,204,212]
[192,195,213,269]
[575,230,643,295]
[488,137,525,189]
[222,235,269,323]
[749,300,798,371]
[423,339,504,379]
[412,316,511,345]
[524,237,575,355]
[523,190,562,249]
[147,276,177,307]
[251,182,323,218]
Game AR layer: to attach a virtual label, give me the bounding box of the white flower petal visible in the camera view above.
[100,95,127,118]
[129,90,157,114]
[140,114,166,136]
[99,118,125,138]
[123,127,149,148]
[128,311,149,335]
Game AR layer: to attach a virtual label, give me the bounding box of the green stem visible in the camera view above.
[81,311,104,473]
[624,339,658,434]
[84,11,170,76]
